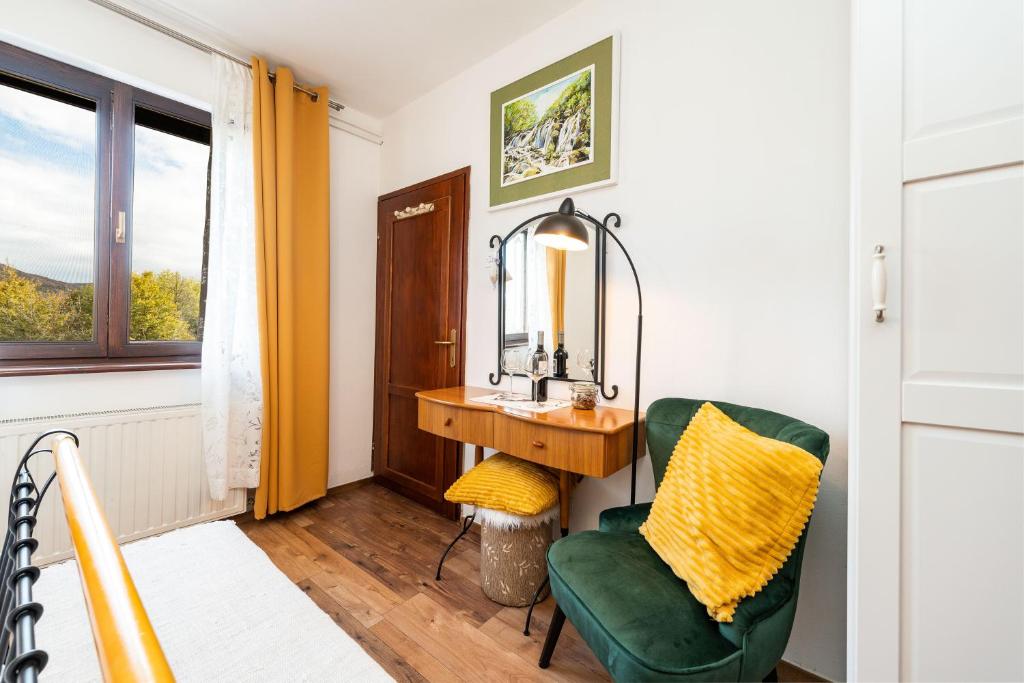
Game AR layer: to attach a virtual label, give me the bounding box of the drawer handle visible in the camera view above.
[532,440,544,449]
[443,418,453,426]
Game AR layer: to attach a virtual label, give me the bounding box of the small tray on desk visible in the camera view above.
[468,392,570,413]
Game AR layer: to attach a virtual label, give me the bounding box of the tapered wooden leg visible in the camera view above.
[474,444,484,466]
[559,470,571,537]
[538,604,566,669]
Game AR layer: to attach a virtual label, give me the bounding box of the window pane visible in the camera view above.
[504,232,527,337]
[129,109,210,342]
[0,79,96,342]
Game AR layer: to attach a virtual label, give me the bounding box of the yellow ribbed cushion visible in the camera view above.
[639,402,822,623]
[444,453,558,516]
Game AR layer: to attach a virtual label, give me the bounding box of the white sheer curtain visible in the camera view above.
[201,55,263,500]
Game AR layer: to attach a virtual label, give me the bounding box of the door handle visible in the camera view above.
[434,328,457,368]
[115,211,126,244]
[872,245,886,322]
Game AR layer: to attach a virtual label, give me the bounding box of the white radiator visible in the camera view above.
[0,403,246,565]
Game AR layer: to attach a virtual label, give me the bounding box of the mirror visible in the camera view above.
[499,220,599,382]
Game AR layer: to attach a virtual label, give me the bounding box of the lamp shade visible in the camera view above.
[534,198,589,251]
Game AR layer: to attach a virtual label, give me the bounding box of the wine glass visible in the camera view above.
[501,348,525,399]
[525,346,549,404]
[576,348,595,381]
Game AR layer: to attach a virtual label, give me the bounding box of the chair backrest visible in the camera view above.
[646,398,829,487]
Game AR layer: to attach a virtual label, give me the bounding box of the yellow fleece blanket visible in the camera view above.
[639,402,822,622]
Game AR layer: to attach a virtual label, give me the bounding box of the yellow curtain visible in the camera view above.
[251,58,330,519]
[546,247,566,338]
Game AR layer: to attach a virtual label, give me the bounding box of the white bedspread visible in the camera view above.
[34,520,392,682]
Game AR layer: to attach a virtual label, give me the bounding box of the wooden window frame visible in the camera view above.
[0,42,211,376]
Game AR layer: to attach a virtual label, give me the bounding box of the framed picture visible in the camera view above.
[489,35,619,210]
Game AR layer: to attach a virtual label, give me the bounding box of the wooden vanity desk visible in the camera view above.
[416,386,644,535]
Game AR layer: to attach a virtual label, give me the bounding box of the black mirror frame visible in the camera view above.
[488,210,622,401]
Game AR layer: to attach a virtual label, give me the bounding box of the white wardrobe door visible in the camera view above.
[899,1,1024,680]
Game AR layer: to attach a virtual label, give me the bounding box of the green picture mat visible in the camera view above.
[490,36,614,208]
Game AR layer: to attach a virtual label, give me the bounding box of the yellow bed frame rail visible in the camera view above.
[51,435,174,682]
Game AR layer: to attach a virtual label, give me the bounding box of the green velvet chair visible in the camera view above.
[538,398,829,682]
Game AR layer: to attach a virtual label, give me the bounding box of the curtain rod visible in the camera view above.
[86,0,344,112]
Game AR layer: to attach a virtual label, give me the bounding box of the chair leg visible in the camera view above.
[522,576,549,635]
[763,666,779,682]
[435,513,475,580]
[538,604,565,669]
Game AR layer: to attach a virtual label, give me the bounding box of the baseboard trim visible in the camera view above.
[327,476,375,495]
[778,660,828,682]
[230,478,375,524]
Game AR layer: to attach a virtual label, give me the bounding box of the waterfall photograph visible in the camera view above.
[500,65,594,187]
[489,35,616,209]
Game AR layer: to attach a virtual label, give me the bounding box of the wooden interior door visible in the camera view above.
[373,168,468,516]
[850,1,1023,680]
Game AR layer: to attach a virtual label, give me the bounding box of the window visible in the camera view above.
[0,42,211,373]
[503,231,528,347]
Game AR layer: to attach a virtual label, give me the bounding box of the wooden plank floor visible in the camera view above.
[238,482,608,682]
[239,482,825,683]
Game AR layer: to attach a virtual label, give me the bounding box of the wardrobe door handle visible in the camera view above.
[532,440,545,449]
[872,245,887,323]
[443,418,452,426]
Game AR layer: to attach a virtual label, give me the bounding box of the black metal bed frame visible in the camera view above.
[0,430,75,683]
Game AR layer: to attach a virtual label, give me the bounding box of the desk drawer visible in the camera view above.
[493,417,606,477]
[418,401,493,444]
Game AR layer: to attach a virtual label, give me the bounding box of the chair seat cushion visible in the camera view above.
[443,452,558,516]
[547,531,743,681]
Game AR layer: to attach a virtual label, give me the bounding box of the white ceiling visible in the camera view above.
[131,0,582,118]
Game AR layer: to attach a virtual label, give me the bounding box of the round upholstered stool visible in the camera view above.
[435,453,559,609]
[477,506,555,607]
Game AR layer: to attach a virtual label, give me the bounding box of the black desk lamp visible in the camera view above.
[533,197,643,505]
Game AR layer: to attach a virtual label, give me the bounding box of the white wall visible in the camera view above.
[379,1,850,679]
[327,125,379,486]
[0,0,381,488]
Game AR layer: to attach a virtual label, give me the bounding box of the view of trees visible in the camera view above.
[129,270,202,341]
[503,98,538,139]
[540,69,591,150]
[0,264,203,342]
[502,70,592,141]
[544,70,593,125]
[0,265,93,341]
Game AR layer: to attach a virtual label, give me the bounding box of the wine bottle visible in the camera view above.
[528,331,549,403]
[553,331,568,379]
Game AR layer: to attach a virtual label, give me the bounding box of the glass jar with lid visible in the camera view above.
[570,382,599,410]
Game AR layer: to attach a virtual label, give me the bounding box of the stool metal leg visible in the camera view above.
[522,576,549,635]
[523,524,566,635]
[435,512,475,581]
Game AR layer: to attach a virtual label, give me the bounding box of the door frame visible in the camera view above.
[848,1,903,680]
[372,167,471,519]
